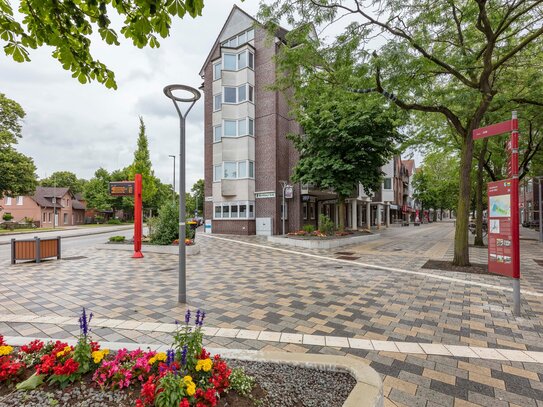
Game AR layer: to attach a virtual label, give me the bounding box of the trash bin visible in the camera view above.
[187,221,198,242]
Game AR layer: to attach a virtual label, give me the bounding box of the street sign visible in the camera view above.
[472,120,512,139]
[487,180,516,278]
[284,185,293,199]
[109,181,135,196]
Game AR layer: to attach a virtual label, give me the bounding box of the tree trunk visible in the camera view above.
[453,134,474,266]
[474,139,489,247]
[338,195,346,231]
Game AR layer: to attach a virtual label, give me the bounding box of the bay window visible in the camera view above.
[223,84,254,104]
[213,200,256,219]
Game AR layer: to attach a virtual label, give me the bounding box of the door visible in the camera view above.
[54,213,59,227]
[256,217,272,236]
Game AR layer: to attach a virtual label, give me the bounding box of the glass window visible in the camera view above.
[248,161,254,178]
[213,62,221,80]
[223,53,236,70]
[48,212,51,221]
[222,204,230,218]
[214,165,222,181]
[248,85,254,102]
[238,84,246,102]
[63,213,68,224]
[16,196,23,205]
[238,118,247,135]
[249,204,254,218]
[384,178,392,190]
[224,87,237,103]
[310,203,315,219]
[238,161,247,178]
[228,37,237,47]
[239,204,247,218]
[5,197,11,205]
[214,205,221,218]
[231,204,239,218]
[238,51,247,69]
[43,212,46,222]
[248,118,254,135]
[224,162,237,179]
[214,94,221,111]
[303,203,308,220]
[247,29,254,41]
[248,52,254,69]
[238,32,247,45]
[213,125,221,142]
[224,120,237,136]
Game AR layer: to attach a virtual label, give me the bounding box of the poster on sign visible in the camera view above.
[487,180,516,277]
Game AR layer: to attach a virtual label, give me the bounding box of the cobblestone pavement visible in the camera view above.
[1,222,542,406]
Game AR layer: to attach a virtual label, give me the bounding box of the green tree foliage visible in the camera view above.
[0,93,37,199]
[0,0,204,89]
[40,171,86,194]
[191,179,204,214]
[260,0,543,266]
[128,117,157,206]
[150,200,178,245]
[83,168,114,211]
[147,177,175,212]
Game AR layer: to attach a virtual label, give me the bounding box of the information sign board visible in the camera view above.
[109,181,135,196]
[487,180,515,277]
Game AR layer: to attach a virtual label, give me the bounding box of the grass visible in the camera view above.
[0,228,56,234]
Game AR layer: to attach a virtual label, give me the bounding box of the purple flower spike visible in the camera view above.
[166,349,175,366]
[195,309,201,326]
[184,309,191,325]
[79,307,89,337]
[181,344,188,367]
[199,311,206,327]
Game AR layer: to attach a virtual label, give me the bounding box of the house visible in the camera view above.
[200,6,416,235]
[0,187,86,227]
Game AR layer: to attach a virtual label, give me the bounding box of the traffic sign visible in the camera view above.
[472,120,512,139]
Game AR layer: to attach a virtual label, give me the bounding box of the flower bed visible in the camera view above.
[0,309,257,407]
[286,230,371,240]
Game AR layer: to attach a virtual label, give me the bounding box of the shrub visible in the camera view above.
[107,218,122,224]
[229,367,255,397]
[302,224,315,233]
[108,236,126,242]
[319,214,335,235]
[150,201,179,245]
[2,213,13,221]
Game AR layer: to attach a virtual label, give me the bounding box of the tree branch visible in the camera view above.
[493,25,543,71]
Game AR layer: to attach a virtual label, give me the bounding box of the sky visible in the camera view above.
[2,0,261,192]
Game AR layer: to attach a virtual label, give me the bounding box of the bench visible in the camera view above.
[11,236,61,264]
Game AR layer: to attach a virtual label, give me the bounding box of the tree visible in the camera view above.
[0,0,204,89]
[261,0,543,265]
[286,78,402,230]
[41,171,85,194]
[83,168,113,211]
[128,117,157,206]
[0,93,37,199]
[191,179,204,215]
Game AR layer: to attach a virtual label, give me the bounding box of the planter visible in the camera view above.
[268,233,380,249]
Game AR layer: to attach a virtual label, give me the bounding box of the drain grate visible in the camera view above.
[62,256,88,260]
[336,255,360,261]
[335,251,354,255]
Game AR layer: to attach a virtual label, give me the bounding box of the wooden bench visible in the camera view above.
[11,236,61,264]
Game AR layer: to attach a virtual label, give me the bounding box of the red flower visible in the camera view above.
[179,399,190,407]
[0,356,24,382]
[20,339,44,354]
[52,358,79,376]
[90,341,100,352]
[198,349,210,360]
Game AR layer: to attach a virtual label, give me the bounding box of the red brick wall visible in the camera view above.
[211,220,256,235]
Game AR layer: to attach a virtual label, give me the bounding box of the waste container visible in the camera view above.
[187,221,198,242]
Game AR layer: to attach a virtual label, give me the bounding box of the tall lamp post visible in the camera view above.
[538,176,543,243]
[168,154,176,203]
[164,84,201,304]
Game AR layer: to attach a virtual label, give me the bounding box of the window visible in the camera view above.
[223,53,236,70]
[238,118,247,135]
[224,162,237,179]
[248,52,254,69]
[238,52,247,69]
[48,212,51,222]
[223,84,254,104]
[213,125,222,142]
[303,202,308,220]
[213,94,222,111]
[221,118,253,138]
[248,161,254,178]
[248,118,254,135]
[221,29,254,48]
[238,161,247,178]
[213,201,256,219]
[63,213,68,224]
[43,212,46,222]
[310,203,315,220]
[213,62,221,80]
[247,29,254,41]
[5,197,11,205]
[214,165,222,182]
[384,178,392,190]
[16,196,23,205]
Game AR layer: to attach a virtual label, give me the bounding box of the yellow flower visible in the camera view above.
[148,356,157,365]
[186,383,196,396]
[155,352,167,362]
[196,358,212,372]
[92,350,107,364]
[183,375,193,385]
[0,345,13,356]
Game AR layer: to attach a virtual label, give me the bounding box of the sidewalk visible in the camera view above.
[0,224,133,245]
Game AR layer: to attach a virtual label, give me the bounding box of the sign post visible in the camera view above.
[132,174,144,259]
[473,112,520,315]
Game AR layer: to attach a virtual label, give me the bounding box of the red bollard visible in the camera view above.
[132,173,144,258]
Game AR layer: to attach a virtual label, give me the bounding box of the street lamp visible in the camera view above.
[538,176,543,243]
[164,84,201,304]
[279,181,293,235]
[168,155,176,203]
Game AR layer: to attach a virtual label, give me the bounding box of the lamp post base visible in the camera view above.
[132,251,144,259]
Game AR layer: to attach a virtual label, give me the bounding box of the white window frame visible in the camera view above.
[213,94,222,111]
[213,62,221,80]
[221,118,254,138]
[223,161,238,179]
[16,196,23,205]
[221,29,255,48]
[213,165,222,182]
[384,178,392,190]
[5,197,12,205]
[213,161,255,181]
[223,53,237,70]
[213,125,222,142]
[213,200,256,220]
[222,84,254,105]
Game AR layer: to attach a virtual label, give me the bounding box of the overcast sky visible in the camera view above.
[2,1,261,192]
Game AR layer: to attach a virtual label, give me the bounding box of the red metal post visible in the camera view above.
[132,173,144,259]
[510,112,520,314]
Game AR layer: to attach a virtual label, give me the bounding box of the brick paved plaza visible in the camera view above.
[1,222,543,406]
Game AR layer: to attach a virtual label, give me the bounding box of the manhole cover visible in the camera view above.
[62,256,88,260]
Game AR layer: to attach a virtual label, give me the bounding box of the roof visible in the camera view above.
[31,187,85,209]
[402,159,415,176]
[72,200,86,210]
[199,5,290,77]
